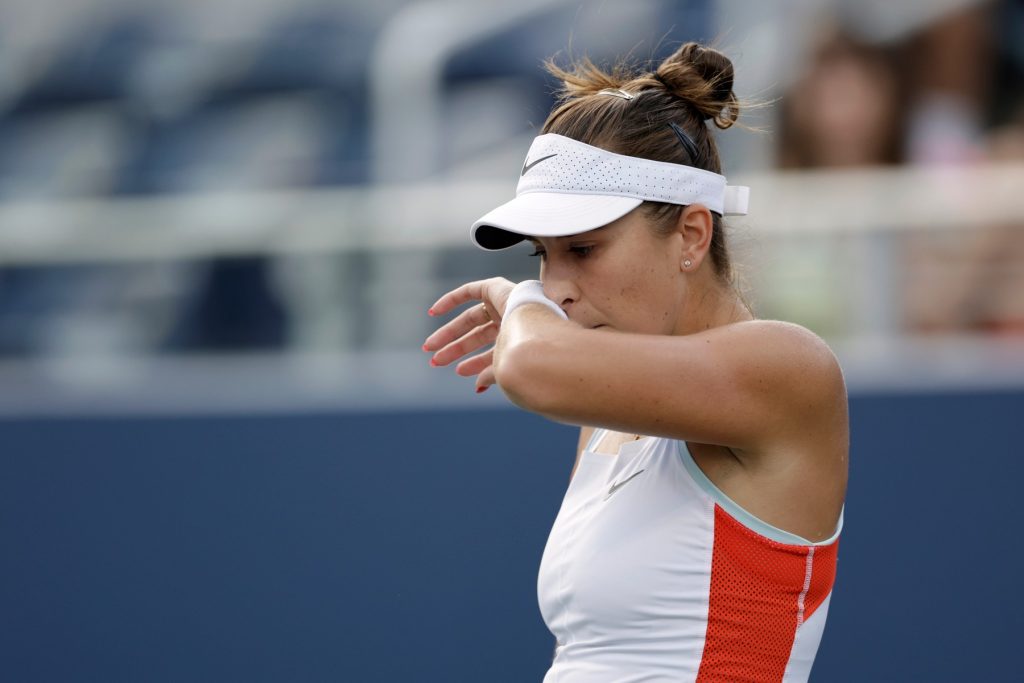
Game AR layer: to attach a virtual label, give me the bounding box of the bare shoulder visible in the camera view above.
[733,319,843,370]
[719,319,848,424]
[730,319,845,386]
[713,320,849,481]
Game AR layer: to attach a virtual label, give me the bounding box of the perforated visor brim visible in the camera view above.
[470,192,643,250]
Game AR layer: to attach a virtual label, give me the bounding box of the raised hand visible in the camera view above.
[423,277,516,393]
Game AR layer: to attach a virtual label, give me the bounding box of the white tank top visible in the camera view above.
[536,429,842,683]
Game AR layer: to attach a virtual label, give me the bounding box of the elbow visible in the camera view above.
[493,336,559,413]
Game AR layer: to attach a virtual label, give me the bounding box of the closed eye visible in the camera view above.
[527,245,594,259]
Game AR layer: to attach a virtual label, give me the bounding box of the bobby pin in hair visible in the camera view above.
[668,121,701,163]
[597,88,634,100]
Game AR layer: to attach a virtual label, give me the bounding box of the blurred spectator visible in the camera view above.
[778,27,907,168]
[770,27,909,338]
[778,8,1024,338]
[899,2,1024,335]
[902,4,993,165]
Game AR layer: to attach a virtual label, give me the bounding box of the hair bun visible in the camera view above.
[655,42,738,129]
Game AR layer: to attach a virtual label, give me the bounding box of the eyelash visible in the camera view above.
[528,246,594,259]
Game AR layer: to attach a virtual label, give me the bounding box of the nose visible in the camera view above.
[541,264,580,315]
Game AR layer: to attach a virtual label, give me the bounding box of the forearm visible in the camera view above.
[493,304,582,413]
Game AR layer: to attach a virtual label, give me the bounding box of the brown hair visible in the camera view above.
[541,42,742,291]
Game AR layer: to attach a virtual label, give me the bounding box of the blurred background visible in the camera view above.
[0,0,1021,681]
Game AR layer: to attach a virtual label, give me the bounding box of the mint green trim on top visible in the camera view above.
[676,440,843,547]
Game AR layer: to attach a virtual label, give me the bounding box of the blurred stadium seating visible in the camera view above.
[0,0,1017,374]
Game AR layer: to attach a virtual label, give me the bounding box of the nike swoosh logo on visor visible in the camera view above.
[521,153,558,176]
[605,469,646,499]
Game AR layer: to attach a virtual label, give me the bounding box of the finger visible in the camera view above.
[423,303,493,353]
[428,280,490,317]
[455,348,494,377]
[431,321,499,367]
[476,365,497,393]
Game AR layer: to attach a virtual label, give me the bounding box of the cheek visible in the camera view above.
[622,242,675,293]
[597,255,674,327]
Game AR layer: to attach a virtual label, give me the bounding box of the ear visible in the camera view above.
[675,204,714,271]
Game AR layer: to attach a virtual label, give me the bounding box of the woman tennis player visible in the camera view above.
[423,42,848,683]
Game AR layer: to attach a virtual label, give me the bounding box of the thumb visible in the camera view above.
[476,366,497,394]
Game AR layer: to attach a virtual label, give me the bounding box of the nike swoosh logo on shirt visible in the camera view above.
[605,469,646,499]
[521,153,558,176]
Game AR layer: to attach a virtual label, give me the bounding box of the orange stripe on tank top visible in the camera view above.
[696,505,838,682]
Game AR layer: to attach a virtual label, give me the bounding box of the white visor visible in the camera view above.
[471,133,750,250]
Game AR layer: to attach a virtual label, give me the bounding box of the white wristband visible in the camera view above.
[503,280,568,321]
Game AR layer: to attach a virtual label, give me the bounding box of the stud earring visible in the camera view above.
[683,259,692,268]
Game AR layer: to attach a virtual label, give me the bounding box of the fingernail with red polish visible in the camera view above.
[476,386,488,394]
[421,343,430,352]
[428,308,436,316]
[429,358,439,367]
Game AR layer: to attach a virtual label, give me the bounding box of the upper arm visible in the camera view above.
[497,314,845,452]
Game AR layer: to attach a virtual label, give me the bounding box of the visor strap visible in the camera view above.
[723,185,749,215]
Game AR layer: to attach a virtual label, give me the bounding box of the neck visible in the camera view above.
[673,280,753,337]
